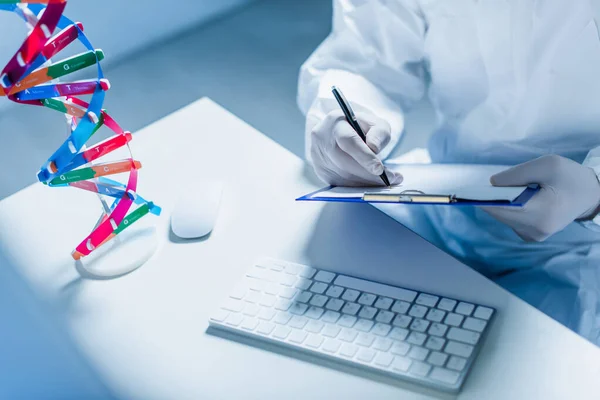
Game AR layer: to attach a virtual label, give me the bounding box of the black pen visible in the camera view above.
[331,86,391,187]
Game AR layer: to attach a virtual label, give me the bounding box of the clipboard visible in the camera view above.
[296,164,539,207]
[297,185,537,206]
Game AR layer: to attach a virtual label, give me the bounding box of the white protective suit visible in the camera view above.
[298,0,600,345]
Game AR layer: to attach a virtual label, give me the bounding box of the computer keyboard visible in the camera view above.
[209,258,495,393]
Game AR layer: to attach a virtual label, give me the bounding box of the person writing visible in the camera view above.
[298,0,600,345]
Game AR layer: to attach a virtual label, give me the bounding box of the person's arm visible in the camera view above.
[578,147,600,230]
[297,0,427,164]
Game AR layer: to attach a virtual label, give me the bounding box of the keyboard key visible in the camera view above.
[463,317,487,333]
[392,356,412,372]
[295,278,312,291]
[474,306,494,320]
[272,325,291,339]
[430,367,460,385]
[289,303,308,315]
[322,324,341,338]
[242,303,260,317]
[241,317,259,331]
[410,361,431,377]
[289,316,308,329]
[426,308,446,323]
[265,270,280,283]
[389,327,409,341]
[358,306,377,319]
[314,270,336,283]
[437,298,457,312]
[374,297,394,310]
[273,311,292,324]
[325,298,344,312]
[339,328,358,342]
[247,266,265,279]
[322,311,341,323]
[280,274,297,287]
[455,302,475,316]
[325,285,344,298]
[391,300,411,314]
[425,336,446,351]
[229,284,246,300]
[282,262,300,275]
[445,341,474,358]
[274,299,292,311]
[244,290,261,304]
[356,333,375,347]
[296,291,312,303]
[444,312,464,327]
[279,287,298,299]
[447,327,480,345]
[211,309,229,322]
[305,306,325,319]
[371,323,391,337]
[391,341,410,356]
[407,332,426,346]
[309,294,328,307]
[416,293,439,307]
[341,302,360,315]
[374,352,394,367]
[355,319,374,332]
[340,343,359,358]
[338,315,357,328]
[408,305,428,319]
[341,289,360,302]
[428,351,448,367]
[373,337,393,352]
[265,283,279,295]
[306,320,324,333]
[335,275,417,302]
[253,260,269,269]
[223,299,245,313]
[410,318,430,333]
[428,323,448,337]
[357,348,376,363]
[305,334,324,349]
[259,294,276,307]
[288,329,308,344]
[392,315,412,328]
[357,293,376,306]
[258,307,276,321]
[408,346,429,361]
[375,310,394,324]
[268,262,284,272]
[310,282,328,294]
[226,314,244,327]
[298,266,317,279]
[447,355,467,372]
[246,277,266,292]
[322,339,342,353]
[256,321,275,335]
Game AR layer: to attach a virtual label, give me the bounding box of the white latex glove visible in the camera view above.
[483,155,600,242]
[310,110,403,186]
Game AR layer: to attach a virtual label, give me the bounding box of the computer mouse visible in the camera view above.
[171,181,223,239]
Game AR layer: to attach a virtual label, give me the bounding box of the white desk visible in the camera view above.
[1,98,599,399]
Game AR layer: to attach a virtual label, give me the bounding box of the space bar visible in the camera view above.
[334,275,418,302]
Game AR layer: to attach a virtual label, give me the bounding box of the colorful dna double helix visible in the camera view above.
[0,0,161,260]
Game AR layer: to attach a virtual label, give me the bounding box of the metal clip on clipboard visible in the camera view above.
[362,190,458,204]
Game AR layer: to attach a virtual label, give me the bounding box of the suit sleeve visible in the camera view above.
[297,0,428,161]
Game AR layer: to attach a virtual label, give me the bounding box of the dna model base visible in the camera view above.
[76,225,159,278]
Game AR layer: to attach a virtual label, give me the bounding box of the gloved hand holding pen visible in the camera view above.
[309,109,403,187]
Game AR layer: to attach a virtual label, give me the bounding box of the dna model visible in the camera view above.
[0,0,161,260]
